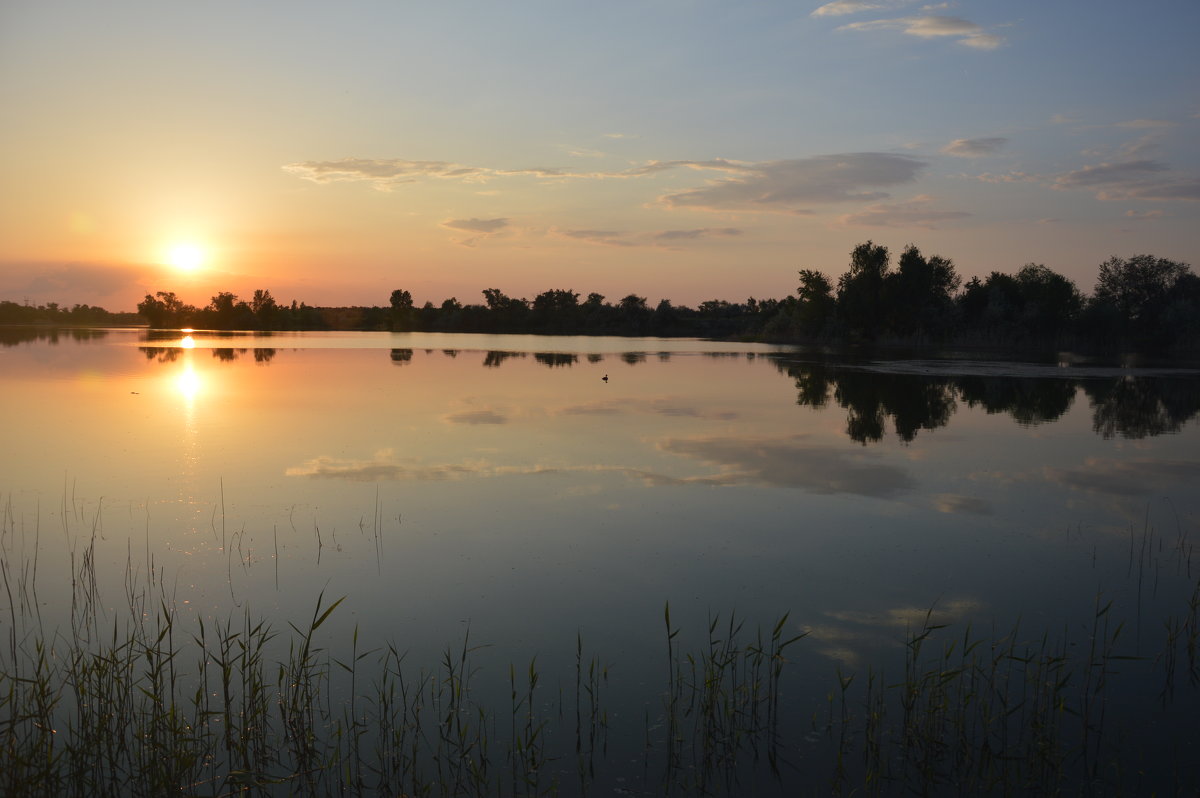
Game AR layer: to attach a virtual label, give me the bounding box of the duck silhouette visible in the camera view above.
[602,374,609,382]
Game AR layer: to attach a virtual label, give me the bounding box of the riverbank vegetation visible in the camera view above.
[5,243,1196,354]
[137,244,1198,354]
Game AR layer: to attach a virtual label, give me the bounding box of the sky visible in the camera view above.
[1,0,1198,311]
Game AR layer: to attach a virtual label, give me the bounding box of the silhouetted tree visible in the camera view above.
[389,289,415,331]
[837,241,889,340]
[793,270,835,339]
[884,245,959,339]
[137,291,194,328]
[1012,264,1081,338]
[251,289,279,328]
[1091,254,1194,346]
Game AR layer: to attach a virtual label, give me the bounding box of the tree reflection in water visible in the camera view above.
[1085,377,1200,439]
[776,360,1200,444]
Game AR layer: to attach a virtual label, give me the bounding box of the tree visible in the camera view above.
[1093,254,1191,327]
[795,269,835,338]
[481,288,529,331]
[837,241,890,339]
[389,289,415,331]
[251,289,278,328]
[389,289,414,311]
[137,291,192,328]
[1012,264,1081,337]
[884,245,959,338]
[531,289,580,332]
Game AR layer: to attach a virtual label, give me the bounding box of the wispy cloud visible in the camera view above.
[652,227,743,241]
[658,153,926,213]
[285,153,927,215]
[934,494,993,515]
[811,0,912,17]
[837,15,1004,50]
[555,229,637,247]
[440,217,511,247]
[655,434,916,497]
[442,217,509,233]
[1045,458,1200,498]
[443,409,509,425]
[1055,160,1168,187]
[838,194,970,229]
[1053,159,1200,202]
[283,158,608,190]
[558,397,738,421]
[941,137,1007,157]
[973,171,1038,184]
[1116,119,1175,129]
[974,158,1200,203]
[825,597,983,629]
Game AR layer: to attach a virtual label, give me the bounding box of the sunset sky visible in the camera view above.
[2,0,1197,311]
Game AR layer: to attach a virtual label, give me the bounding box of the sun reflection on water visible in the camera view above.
[180,334,196,349]
[176,364,202,401]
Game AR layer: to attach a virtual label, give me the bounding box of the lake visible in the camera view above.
[2,327,1199,795]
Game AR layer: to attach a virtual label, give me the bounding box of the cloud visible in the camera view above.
[443,409,508,425]
[554,226,745,248]
[1045,458,1200,498]
[1116,119,1175,129]
[558,397,739,421]
[441,217,509,233]
[1118,133,1165,158]
[837,15,1004,49]
[1124,209,1164,220]
[285,153,938,215]
[652,227,743,241]
[1053,160,1200,202]
[825,597,983,629]
[1055,160,1168,188]
[283,158,492,188]
[655,434,916,497]
[941,137,1007,157]
[934,494,993,515]
[286,452,485,482]
[556,229,637,247]
[973,171,1038,184]
[659,153,926,213]
[811,0,912,17]
[283,158,611,190]
[837,194,970,229]
[565,146,606,158]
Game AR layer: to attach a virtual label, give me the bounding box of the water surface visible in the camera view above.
[3,328,1198,792]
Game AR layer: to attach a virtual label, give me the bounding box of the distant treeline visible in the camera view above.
[12,241,1198,353]
[0,300,140,327]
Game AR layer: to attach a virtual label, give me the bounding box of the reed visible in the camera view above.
[1,501,1198,795]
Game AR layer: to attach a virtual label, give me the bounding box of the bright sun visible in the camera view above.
[167,243,206,272]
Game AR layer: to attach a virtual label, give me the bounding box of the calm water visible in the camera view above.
[3,327,1199,791]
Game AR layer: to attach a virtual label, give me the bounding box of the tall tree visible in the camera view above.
[795,269,835,338]
[1093,254,1190,325]
[837,241,889,339]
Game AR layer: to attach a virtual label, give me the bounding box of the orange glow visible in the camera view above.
[176,365,202,400]
[166,242,206,272]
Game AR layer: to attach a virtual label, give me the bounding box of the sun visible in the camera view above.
[166,242,206,272]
